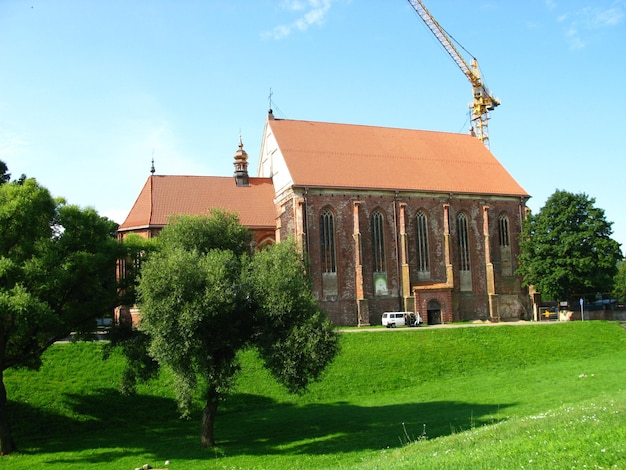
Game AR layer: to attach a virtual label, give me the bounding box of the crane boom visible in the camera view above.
[407,0,500,147]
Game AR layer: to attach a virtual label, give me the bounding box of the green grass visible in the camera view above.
[2,321,626,469]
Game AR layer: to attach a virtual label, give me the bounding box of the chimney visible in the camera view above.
[233,137,249,187]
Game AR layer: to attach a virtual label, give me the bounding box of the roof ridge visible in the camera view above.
[271,118,468,136]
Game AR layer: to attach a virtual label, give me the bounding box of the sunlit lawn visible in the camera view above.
[3,321,626,469]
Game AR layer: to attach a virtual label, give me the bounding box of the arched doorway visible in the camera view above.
[427,299,442,325]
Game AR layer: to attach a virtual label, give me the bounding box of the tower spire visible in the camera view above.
[233,136,249,186]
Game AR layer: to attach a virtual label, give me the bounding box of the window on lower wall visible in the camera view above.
[320,208,336,273]
[498,214,510,247]
[457,212,471,272]
[416,210,430,279]
[457,212,472,291]
[371,210,386,273]
[371,210,388,295]
[320,207,338,299]
[499,213,513,276]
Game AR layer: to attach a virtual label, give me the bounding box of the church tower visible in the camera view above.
[233,137,249,187]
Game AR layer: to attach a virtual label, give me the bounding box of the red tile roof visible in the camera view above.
[268,119,528,197]
[118,175,276,232]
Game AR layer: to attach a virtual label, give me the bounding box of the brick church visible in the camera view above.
[118,111,531,326]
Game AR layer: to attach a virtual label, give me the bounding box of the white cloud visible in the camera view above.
[282,0,308,11]
[588,6,624,27]
[554,1,625,50]
[262,0,333,40]
[565,25,586,49]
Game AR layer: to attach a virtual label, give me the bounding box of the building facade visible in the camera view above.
[117,112,531,326]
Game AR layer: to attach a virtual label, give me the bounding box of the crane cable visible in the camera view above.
[407,4,495,96]
[408,5,475,61]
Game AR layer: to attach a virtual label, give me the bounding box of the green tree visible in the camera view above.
[248,240,339,394]
[115,233,156,308]
[0,161,9,185]
[0,178,119,455]
[614,261,626,302]
[130,212,339,447]
[517,190,622,301]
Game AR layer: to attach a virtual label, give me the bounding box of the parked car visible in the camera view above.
[381,311,423,328]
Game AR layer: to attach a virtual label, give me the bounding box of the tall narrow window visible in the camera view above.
[498,214,510,247]
[499,213,513,276]
[416,210,430,274]
[371,210,386,273]
[320,208,336,273]
[457,213,470,271]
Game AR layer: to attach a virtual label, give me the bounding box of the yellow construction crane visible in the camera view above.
[407,0,500,147]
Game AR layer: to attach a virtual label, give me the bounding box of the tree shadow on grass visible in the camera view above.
[217,394,513,457]
[8,390,191,464]
[9,388,513,465]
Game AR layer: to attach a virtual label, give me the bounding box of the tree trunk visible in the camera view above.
[0,370,16,455]
[200,385,219,447]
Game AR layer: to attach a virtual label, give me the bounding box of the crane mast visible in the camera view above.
[407,0,500,147]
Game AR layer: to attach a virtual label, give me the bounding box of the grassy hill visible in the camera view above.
[3,321,626,469]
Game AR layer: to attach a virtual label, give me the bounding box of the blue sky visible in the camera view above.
[1,0,625,253]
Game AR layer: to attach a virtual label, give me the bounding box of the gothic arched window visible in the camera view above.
[457,212,470,271]
[416,210,430,273]
[320,208,336,273]
[499,213,513,276]
[498,214,510,247]
[371,210,386,273]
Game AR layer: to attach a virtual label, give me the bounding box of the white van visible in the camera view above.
[381,311,423,328]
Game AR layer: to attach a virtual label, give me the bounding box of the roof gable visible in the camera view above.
[119,175,276,231]
[266,119,528,197]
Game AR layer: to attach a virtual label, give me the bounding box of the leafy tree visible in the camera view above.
[158,211,251,255]
[614,261,626,302]
[128,212,339,447]
[0,161,9,185]
[103,233,159,395]
[115,233,156,308]
[248,240,339,394]
[517,190,622,301]
[0,178,119,455]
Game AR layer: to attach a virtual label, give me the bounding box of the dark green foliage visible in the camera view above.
[0,178,119,454]
[517,190,622,301]
[0,161,26,186]
[0,161,9,185]
[36,205,119,332]
[124,213,339,447]
[249,240,340,393]
[0,178,56,264]
[614,261,626,302]
[116,233,156,307]
[0,180,119,368]
[103,324,158,396]
[158,211,252,255]
[138,248,252,416]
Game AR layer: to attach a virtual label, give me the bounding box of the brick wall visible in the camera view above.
[277,188,531,326]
